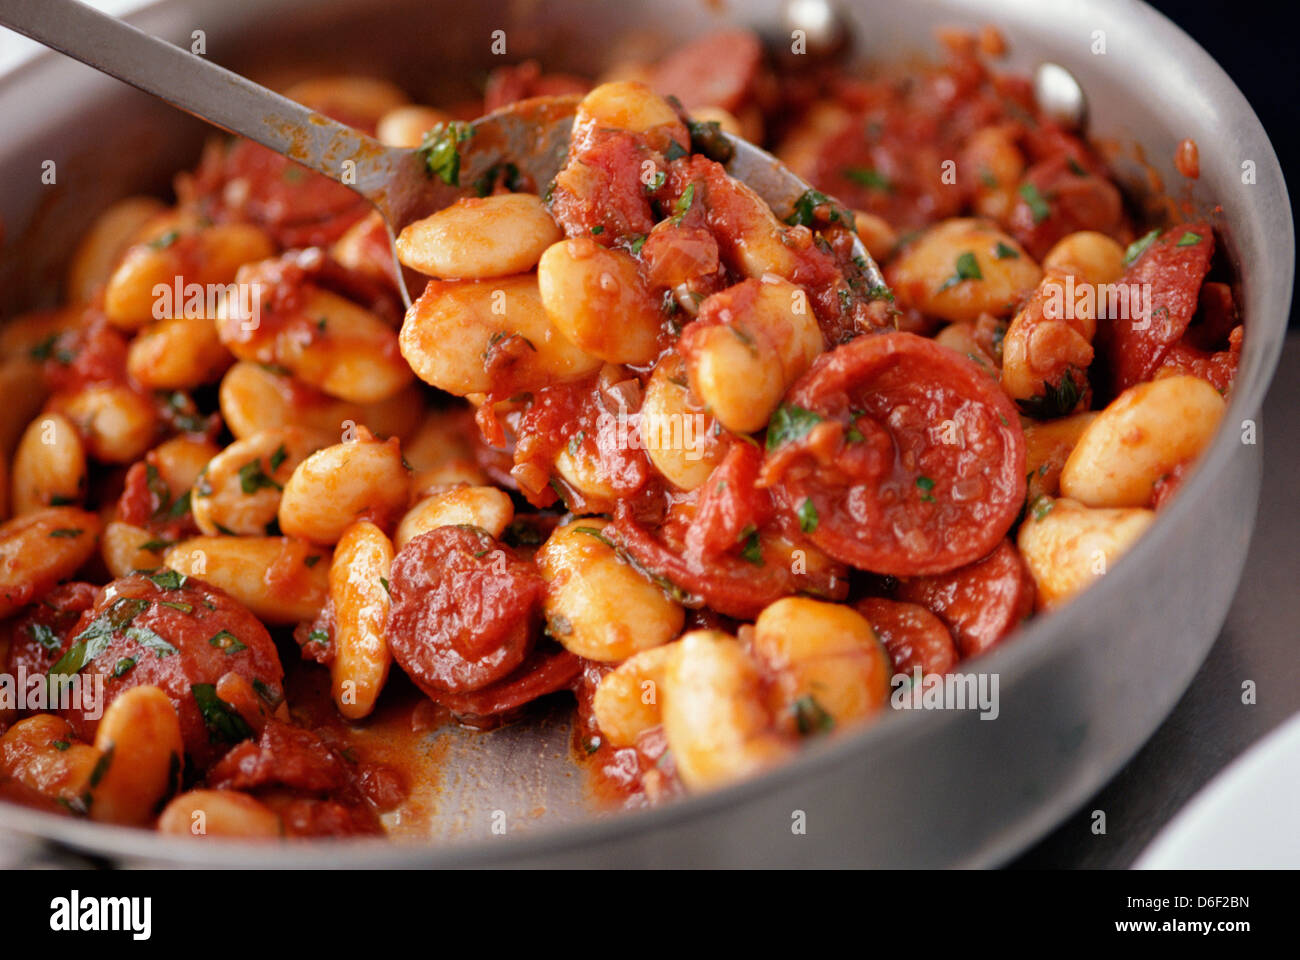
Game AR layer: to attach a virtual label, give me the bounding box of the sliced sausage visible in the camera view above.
[765,332,1026,576]
[894,539,1035,658]
[387,526,545,696]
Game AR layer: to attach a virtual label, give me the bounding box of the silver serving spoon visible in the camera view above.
[0,0,885,308]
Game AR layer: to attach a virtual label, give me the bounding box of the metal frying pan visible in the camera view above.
[0,0,1290,867]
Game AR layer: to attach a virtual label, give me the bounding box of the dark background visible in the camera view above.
[1146,0,1298,326]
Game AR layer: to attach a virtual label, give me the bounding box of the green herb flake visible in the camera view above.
[29,622,60,653]
[158,600,193,614]
[1176,231,1203,247]
[49,596,151,678]
[418,121,473,186]
[124,624,178,658]
[269,444,288,472]
[252,678,283,706]
[88,748,114,788]
[785,188,854,230]
[379,576,391,596]
[939,251,984,292]
[191,683,253,745]
[739,526,763,566]
[1015,370,1084,420]
[793,694,835,736]
[994,241,1020,260]
[1123,229,1161,266]
[590,225,605,235]
[49,527,83,538]
[663,140,687,162]
[147,569,187,591]
[917,475,937,503]
[148,230,180,251]
[672,182,696,224]
[567,431,585,457]
[766,405,825,451]
[842,167,893,191]
[112,657,136,679]
[52,739,71,752]
[1031,496,1054,522]
[208,629,247,655]
[1018,182,1051,224]
[572,525,616,549]
[798,498,819,534]
[238,459,282,495]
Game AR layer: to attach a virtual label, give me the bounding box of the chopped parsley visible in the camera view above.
[793,694,834,735]
[268,444,288,472]
[29,622,61,653]
[48,528,83,538]
[238,459,282,495]
[786,188,855,230]
[917,475,937,503]
[738,526,763,566]
[766,405,824,451]
[418,121,473,186]
[208,629,247,655]
[1018,182,1051,224]
[798,498,819,534]
[671,183,696,224]
[1123,229,1161,266]
[1015,370,1084,420]
[191,684,253,745]
[1176,231,1203,247]
[49,597,150,677]
[112,657,136,679]
[994,241,1020,260]
[147,230,180,250]
[842,167,893,191]
[147,569,187,591]
[939,251,983,292]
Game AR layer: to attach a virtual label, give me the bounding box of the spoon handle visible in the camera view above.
[0,0,412,215]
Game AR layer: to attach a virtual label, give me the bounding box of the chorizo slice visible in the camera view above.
[1104,223,1214,393]
[426,645,583,722]
[387,526,545,696]
[765,332,1026,576]
[650,29,763,113]
[52,570,284,771]
[853,596,958,677]
[613,501,847,621]
[894,539,1035,658]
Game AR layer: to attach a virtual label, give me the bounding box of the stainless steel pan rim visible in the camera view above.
[0,0,1291,867]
